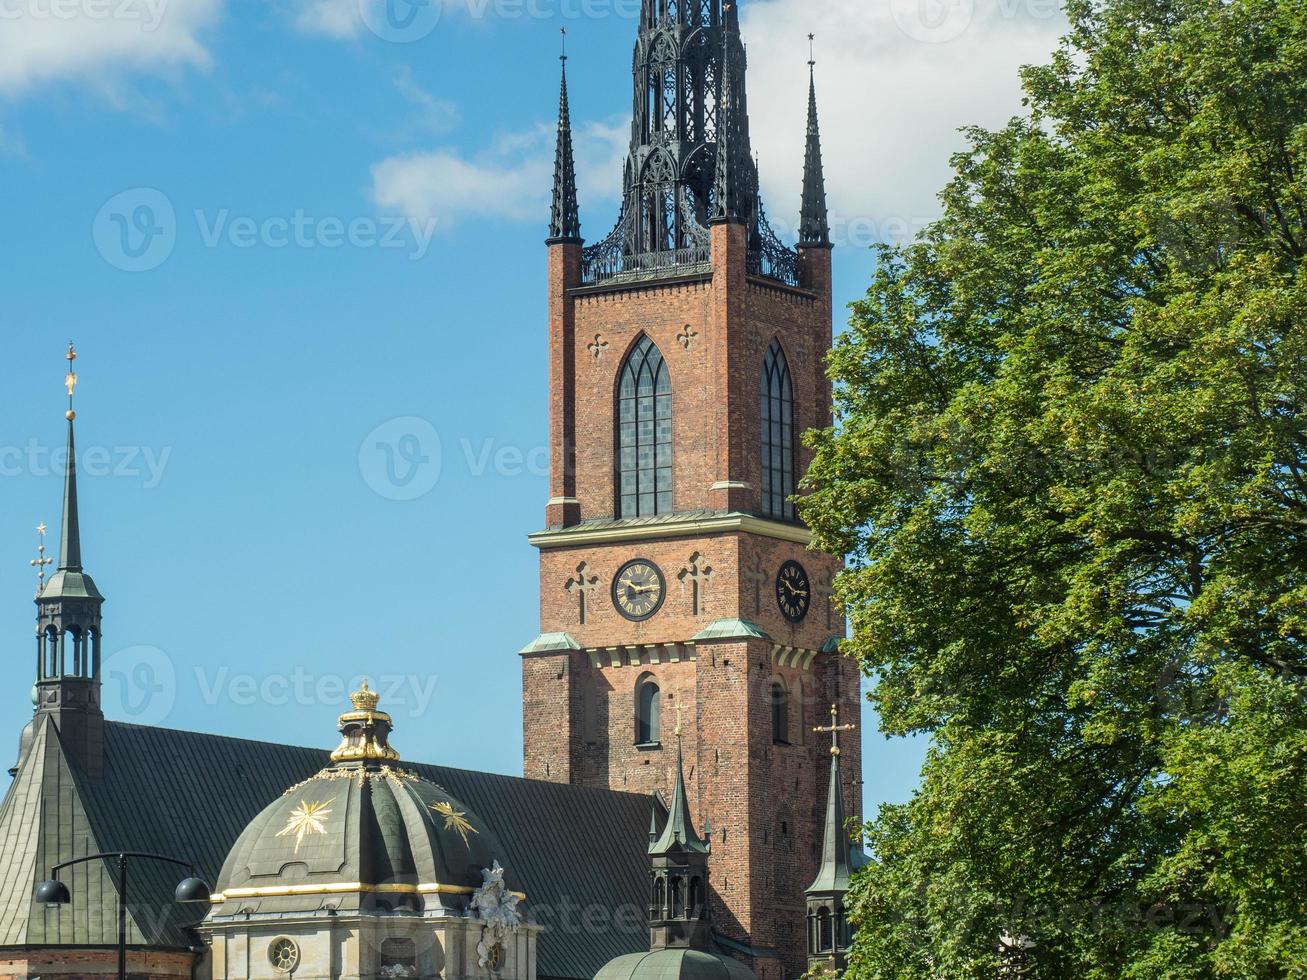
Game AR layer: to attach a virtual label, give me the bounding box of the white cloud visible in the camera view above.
[369,115,627,230]
[743,0,1067,245]
[0,0,220,96]
[292,0,358,39]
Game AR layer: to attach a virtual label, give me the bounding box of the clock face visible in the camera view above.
[775,560,812,623]
[613,559,666,622]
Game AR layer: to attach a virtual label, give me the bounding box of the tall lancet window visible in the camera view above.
[618,336,673,517]
[761,339,795,520]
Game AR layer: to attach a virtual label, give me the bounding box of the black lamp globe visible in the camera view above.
[35,879,71,906]
[174,877,212,904]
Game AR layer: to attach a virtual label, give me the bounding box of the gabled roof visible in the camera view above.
[0,719,656,980]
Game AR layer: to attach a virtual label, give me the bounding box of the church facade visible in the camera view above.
[521,2,860,977]
[0,4,863,980]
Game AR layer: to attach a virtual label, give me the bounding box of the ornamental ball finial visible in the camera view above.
[66,410,76,421]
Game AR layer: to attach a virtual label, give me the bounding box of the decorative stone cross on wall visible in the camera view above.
[676,325,699,351]
[815,570,840,631]
[744,558,769,616]
[678,552,713,617]
[565,562,600,625]
[587,334,609,361]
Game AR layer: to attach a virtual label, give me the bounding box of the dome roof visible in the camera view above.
[595,949,758,980]
[210,684,516,917]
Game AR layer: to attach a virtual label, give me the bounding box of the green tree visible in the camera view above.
[800,0,1307,975]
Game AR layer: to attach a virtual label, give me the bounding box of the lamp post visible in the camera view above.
[36,852,211,980]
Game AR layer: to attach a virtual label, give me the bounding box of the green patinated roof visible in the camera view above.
[520,632,582,654]
[595,948,758,980]
[0,720,656,980]
[806,748,869,896]
[820,635,844,655]
[691,619,771,643]
[650,741,709,857]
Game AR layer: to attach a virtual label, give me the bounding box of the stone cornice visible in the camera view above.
[529,512,813,550]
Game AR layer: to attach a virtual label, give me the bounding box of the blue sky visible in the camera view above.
[0,0,1067,818]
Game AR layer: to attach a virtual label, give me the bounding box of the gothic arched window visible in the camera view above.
[618,336,673,517]
[760,339,795,520]
[636,677,662,746]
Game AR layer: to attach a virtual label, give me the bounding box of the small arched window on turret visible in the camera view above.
[636,677,662,746]
[761,339,795,520]
[618,337,673,518]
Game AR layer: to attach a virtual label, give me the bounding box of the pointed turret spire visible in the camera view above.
[798,42,831,249]
[59,344,83,571]
[805,705,863,970]
[650,735,710,856]
[547,33,582,245]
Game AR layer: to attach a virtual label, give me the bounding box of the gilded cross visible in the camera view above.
[676,325,698,351]
[813,704,856,757]
[30,523,52,596]
[587,334,609,361]
[678,552,713,616]
[565,562,600,625]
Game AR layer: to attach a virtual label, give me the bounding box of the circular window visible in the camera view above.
[269,938,300,974]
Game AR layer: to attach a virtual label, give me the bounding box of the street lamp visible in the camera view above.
[36,852,211,980]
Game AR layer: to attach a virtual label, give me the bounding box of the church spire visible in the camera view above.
[547,33,582,245]
[798,45,831,248]
[59,344,84,571]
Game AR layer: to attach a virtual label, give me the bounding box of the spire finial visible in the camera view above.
[808,32,815,68]
[560,26,567,63]
[57,343,84,572]
[64,343,78,421]
[30,523,53,596]
[814,703,855,757]
[674,699,684,740]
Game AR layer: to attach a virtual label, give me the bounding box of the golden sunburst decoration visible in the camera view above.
[431,801,478,845]
[276,799,334,853]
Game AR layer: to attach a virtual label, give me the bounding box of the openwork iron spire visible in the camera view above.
[577,0,803,286]
[799,50,831,248]
[547,38,582,245]
[711,4,753,225]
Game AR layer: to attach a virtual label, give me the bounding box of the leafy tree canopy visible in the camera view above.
[800,0,1306,975]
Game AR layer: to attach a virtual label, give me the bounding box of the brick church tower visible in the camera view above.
[520,4,862,977]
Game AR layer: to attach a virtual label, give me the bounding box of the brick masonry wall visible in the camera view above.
[0,948,195,980]
[525,226,858,979]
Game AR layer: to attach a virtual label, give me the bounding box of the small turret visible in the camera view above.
[26,344,106,779]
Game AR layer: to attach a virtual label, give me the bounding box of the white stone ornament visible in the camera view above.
[472,861,522,971]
